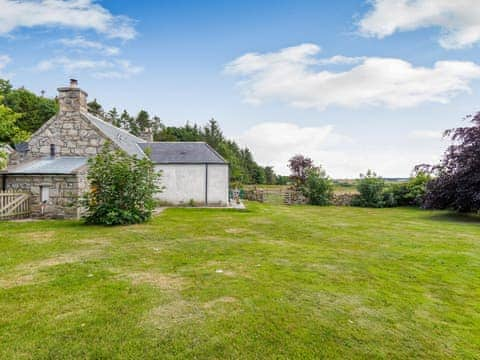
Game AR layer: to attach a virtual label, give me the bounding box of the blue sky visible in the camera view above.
[1,0,480,178]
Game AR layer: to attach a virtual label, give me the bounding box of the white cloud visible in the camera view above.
[93,60,143,79]
[359,0,480,49]
[236,122,442,178]
[35,56,142,79]
[0,54,11,69]
[58,36,120,56]
[36,56,110,72]
[225,43,480,110]
[317,55,365,65]
[0,54,12,77]
[409,130,444,139]
[0,0,136,40]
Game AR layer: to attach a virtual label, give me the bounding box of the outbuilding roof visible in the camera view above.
[138,142,227,164]
[3,156,88,174]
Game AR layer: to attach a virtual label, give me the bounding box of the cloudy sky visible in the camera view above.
[1,0,480,178]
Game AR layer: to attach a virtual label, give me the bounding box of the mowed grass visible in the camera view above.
[1,203,480,359]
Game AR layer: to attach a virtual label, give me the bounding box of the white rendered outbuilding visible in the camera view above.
[139,142,229,206]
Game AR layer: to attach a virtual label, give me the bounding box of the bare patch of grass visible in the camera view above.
[124,271,186,291]
[147,296,239,330]
[0,249,103,289]
[23,249,101,269]
[0,273,36,289]
[203,296,238,309]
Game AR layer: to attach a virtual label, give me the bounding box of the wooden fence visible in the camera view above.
[0,191,31,220]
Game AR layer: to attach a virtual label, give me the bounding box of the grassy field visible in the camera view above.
[1,203,479,359]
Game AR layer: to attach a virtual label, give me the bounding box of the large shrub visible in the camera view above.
[419,112,480,212]
[352,170,386,208]
[288,154,315,190]
[388,172,431,206]
[302,167,334,205]
[82,143,160,225]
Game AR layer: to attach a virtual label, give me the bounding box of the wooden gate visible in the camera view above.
[0,191,31,220]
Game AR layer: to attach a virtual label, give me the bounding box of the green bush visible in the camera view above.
[352,170,386,208]
[302,167,334,206]
[389,172,431,206]
[82,143,161,225]
[353,171,431,208]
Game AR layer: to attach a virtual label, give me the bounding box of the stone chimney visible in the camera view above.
[57,79,88,113]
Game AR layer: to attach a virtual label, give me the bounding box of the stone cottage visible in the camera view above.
[1,80,229,218]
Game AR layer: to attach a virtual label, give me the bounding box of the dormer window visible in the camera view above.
[50,144,56,157]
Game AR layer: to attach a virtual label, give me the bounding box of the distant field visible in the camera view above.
[1,203,479,358]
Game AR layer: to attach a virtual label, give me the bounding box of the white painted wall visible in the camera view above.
[154,164,229,205]
[207,164,229,205]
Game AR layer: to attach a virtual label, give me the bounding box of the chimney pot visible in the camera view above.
[57,79,88,113]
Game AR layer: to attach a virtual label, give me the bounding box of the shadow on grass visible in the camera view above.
[428,212,480,224]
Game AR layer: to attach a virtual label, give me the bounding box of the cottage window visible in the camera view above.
[40,186,50,203]
[50,144,56,157]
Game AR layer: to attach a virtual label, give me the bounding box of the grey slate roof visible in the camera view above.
[14,142,29,153]
[82,112,146,158]
[139,142,227,164]
[4,157,88,174]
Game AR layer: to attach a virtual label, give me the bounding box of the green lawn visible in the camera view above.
[1,203,479,359]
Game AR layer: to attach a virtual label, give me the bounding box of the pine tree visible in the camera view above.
[136,110,151,133]
[87,98,104,118]
[107,107,120,126]
[119,110,132,130]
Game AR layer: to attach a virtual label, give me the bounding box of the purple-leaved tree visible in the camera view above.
[288,154,314,189]
[418,112,480,212]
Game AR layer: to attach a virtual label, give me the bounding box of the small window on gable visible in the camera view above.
[40,186,50,203]
[50,144,56,157]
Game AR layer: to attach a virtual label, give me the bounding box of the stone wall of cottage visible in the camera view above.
[27,113,108,159]
[4,172,87,219]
